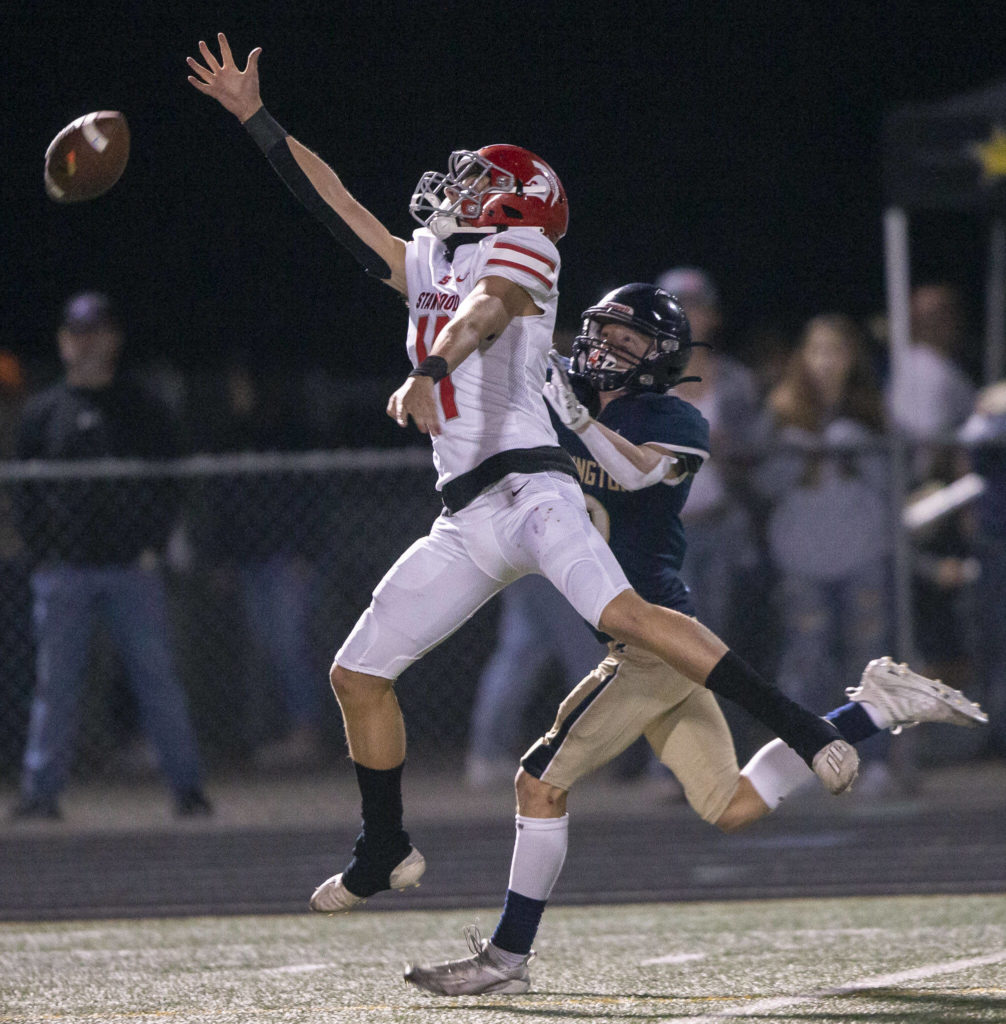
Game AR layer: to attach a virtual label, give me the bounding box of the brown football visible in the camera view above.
[44,111,130,203]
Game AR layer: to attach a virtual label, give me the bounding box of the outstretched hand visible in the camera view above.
[543,350,591,432]
[186,32,263,123]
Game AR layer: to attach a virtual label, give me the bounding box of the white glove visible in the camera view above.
[543,350,591,432]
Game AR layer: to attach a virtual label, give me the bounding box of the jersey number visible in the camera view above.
[416,314,458,420]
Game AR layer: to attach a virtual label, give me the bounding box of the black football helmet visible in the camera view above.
[569,283,694,393]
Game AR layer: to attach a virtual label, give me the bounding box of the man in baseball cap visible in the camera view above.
[61,291,120,332]
[10,290,211,821]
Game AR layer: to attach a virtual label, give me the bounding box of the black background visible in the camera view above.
[6,0,1006,377]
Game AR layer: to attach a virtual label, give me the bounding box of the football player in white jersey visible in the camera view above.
[189,34,862,914]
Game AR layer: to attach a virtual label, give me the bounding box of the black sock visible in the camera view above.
[355,761,407,841]
[341,761,411,898]
[491,890,546,956]
[705,651,838,766]
[826,702,880,744]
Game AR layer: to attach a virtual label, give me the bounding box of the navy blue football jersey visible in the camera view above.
[550,391,710,614]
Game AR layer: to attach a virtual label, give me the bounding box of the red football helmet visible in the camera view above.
[410,144,568,243]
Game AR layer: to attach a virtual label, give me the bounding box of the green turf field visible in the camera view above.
[2,894,1004,1023]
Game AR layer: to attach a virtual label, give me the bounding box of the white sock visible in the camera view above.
[507,814,569,901]
[488,943,531,969]
[741,738,812,810]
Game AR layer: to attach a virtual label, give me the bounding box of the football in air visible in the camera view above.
[44,111,130,203]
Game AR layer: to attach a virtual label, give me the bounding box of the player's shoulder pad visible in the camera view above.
[635,393,710,465]
[634,390,703,422]
[666,393,708,425]
[480,228,560,295]
[409,227,439,255]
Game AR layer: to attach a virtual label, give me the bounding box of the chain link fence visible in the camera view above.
[0,450,508,784]
[0,439,1002,789]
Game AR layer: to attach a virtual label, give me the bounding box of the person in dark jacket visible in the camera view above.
[9,292,210,820]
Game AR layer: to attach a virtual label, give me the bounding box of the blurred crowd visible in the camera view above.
[2,273,1004,819]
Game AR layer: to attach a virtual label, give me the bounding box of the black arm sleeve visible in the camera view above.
[243,107,392,279]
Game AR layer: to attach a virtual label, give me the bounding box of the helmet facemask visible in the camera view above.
[571,319,672,392]
[410,150,515,239]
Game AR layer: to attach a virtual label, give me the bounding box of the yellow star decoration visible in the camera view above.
[971,125,1006,180]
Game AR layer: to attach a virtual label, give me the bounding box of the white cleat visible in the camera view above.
[404,926,534,996]
[811,738,859,795]
[309,846,426,913]
[848,657,989,734]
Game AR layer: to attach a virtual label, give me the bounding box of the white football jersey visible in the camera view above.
[404,226,562,488]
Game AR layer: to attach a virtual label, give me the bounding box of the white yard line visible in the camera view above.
[261,962,335,974]
[692,949,1006,1020]
[640,952,707,965]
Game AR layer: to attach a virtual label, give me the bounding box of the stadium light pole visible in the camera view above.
[883,205,917,666]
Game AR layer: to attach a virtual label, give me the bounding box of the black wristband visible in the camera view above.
[409,356,449,383]
[243,106,288,155]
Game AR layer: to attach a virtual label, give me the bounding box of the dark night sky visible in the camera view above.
[5,1,1006,377]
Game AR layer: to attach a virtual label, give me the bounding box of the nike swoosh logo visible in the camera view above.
[511,482,529,497]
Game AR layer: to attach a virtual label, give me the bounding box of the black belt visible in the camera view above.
[441,446,579,514]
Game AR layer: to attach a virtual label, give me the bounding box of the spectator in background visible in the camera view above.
[888,283,977,455]
[759,314,895,792]
[742,321,793,401]
[888,282,978,719]
[9,292,210,820]
[959,380,1006,757]
[191,354,328,771]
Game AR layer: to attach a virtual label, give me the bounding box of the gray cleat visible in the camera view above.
[848,657,989,734]
[404,926,534,996]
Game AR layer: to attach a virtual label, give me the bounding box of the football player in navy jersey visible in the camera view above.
[190,36,921,923]
[404,284,988,996]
